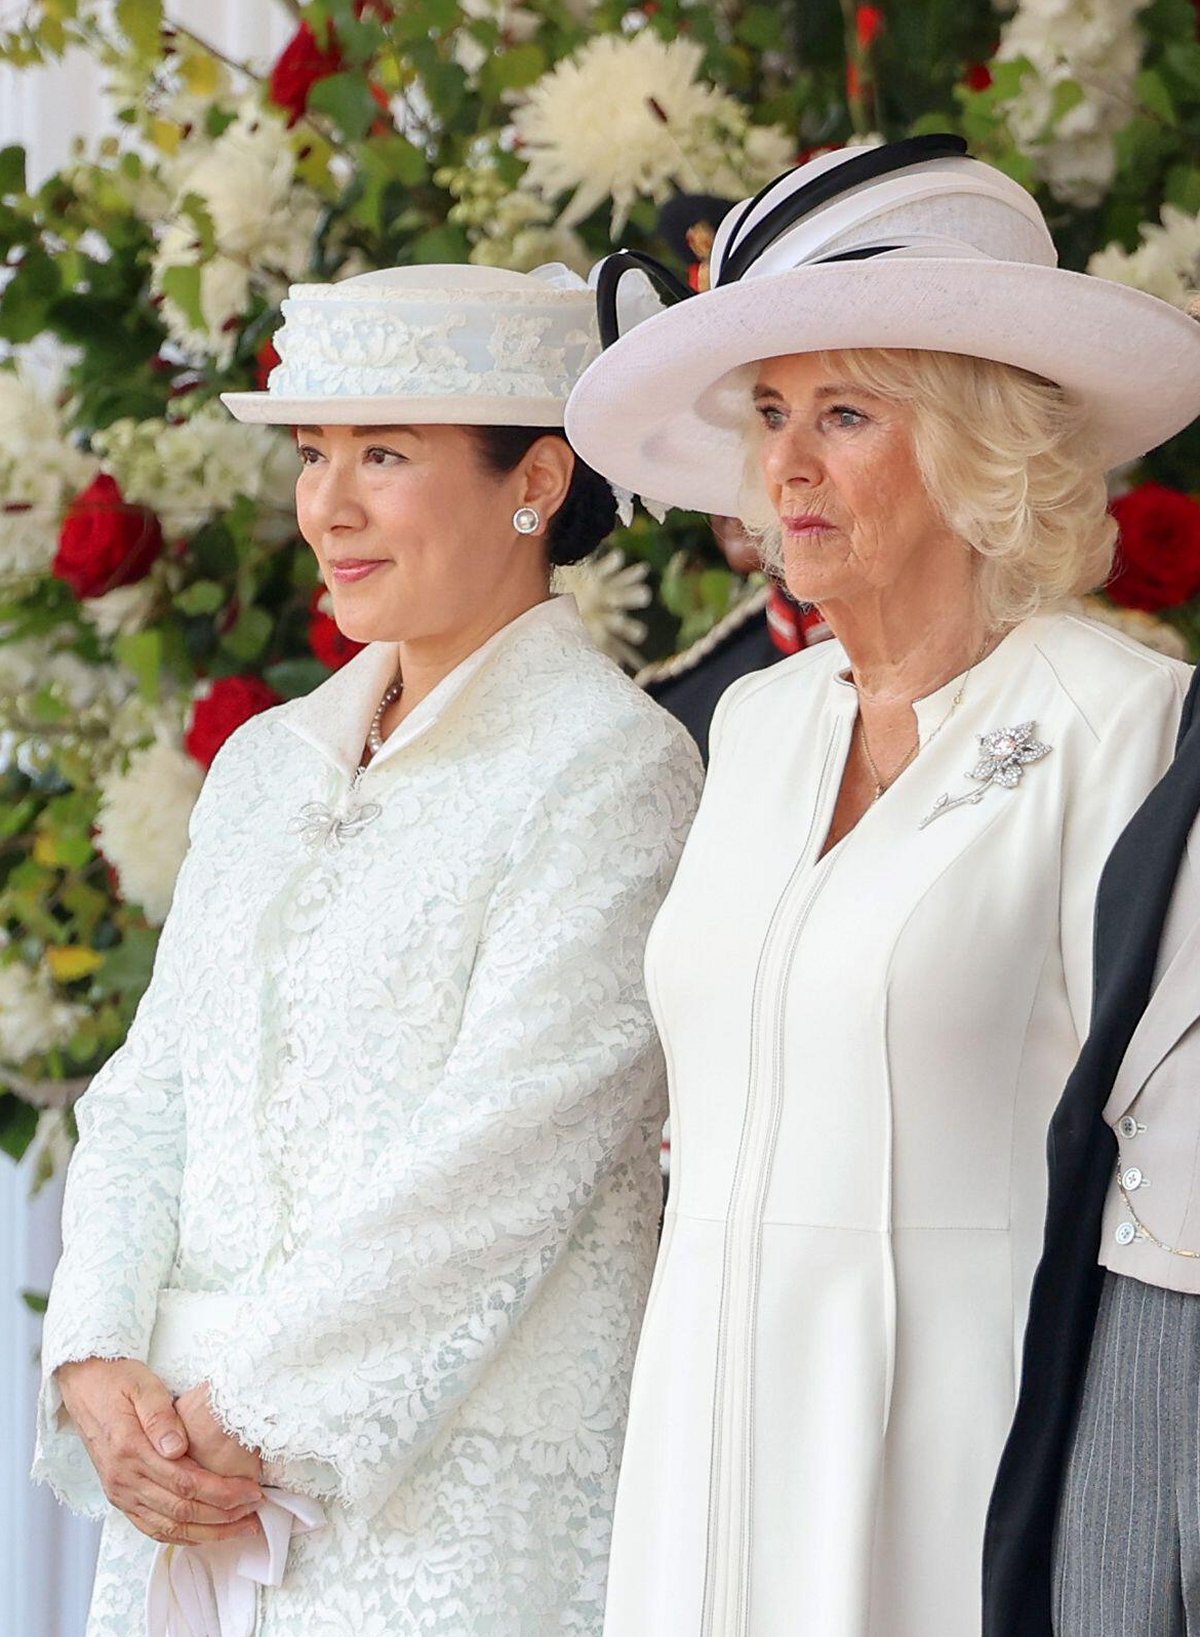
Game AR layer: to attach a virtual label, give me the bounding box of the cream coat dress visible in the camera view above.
[602,611,1189,1637]
[33,597,703,1637]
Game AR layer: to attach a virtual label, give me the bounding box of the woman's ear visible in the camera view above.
[517,436,576,526]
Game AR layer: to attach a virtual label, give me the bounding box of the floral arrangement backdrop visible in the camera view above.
[1,0,1200,1171]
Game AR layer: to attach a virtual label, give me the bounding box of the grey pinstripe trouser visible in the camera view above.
[1053,1270,1200,1636]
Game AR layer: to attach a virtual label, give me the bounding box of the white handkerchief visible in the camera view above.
[145,1488,325,1637]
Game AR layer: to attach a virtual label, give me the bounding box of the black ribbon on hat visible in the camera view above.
[595,132,969,350]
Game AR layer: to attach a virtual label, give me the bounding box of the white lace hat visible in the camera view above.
[564,135,1200,517]
[222,262,600,427]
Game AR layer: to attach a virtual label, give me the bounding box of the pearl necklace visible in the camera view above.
[365,672,403,759]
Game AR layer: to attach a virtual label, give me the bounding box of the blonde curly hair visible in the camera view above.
[740,348,1117,631]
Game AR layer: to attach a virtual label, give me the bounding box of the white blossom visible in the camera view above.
[553,549,653,668]
[150,104,321,364]
[453,0,541,79]
[94,403,296,536]
[1088,204,1200,308]
[0,364,96,582]
[0,638,122,713]
[469,192,592,275]
[94,735,204,926]
[1076,595,1192,659]
[513,33,794,232]
[0,959,84,1065]
[81,577,162,640]
[996,0,1150,206]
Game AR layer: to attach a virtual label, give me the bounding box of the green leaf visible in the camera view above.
[410,222,471,263]
[91,926,159,1000]
[419,60,468,122]
[1050,78,1085,124]
[115,0,163,57]
[978,55,1031,104]
[306,72,383,143]
[1164,164,1200,214]
[1135,68,1178,126]
[0,246,62,343]
[479,43,547,98]
[174,579,227,616]
[0,144,25,195]
[264,657,332,698]
[114,628,163,702]
[1162,41,1200,100]
[220,605,273,663]
[0,1094,38,1163]
[20,1289,48,1314]
[157,263,206,333]
[736,5,784,51]
[177,191,217,260]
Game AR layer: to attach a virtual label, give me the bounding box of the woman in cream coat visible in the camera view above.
[32,265,702,1636]
[566,138,1200,1636]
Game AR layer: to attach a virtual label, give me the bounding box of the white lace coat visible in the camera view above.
[33,597,702,1637]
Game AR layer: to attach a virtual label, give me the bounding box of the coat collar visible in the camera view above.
[275,595,585,777]
[1103,819,1200,1121]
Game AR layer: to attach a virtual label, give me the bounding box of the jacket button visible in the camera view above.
[1115,1222,1137,1247]
[1118,1116,1140,1139]
[1122,1167,1144,1191]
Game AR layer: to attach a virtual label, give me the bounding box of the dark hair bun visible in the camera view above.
[471,425,619,565]
[548,457,618,566]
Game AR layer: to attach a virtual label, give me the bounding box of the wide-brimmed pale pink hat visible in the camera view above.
[564,134,1200,517]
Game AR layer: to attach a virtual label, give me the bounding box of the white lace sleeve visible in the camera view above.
[203,726,700,1517]
[31,759,228,1515]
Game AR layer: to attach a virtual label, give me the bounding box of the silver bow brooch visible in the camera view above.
[289,797,382,851]
[920,721,1051,830]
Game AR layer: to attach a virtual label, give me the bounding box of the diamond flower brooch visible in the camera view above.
[919,721,1051,829]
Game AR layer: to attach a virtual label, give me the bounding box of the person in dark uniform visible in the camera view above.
[984,664,1200,1637]
[637,515,829,762]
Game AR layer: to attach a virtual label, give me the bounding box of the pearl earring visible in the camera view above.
[513,506,541,534]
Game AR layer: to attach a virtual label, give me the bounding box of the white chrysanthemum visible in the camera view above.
[94,403,295,536]
[95,735,204,925]
[151,104,321,364]
[513,33,794,232]
[0,959,84,1065]
[1088,204,1200,308]
[996,0,1150,206]
[553,549,652,668]
[0,364,97,582]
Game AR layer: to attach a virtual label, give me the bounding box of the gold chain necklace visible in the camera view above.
[857,636,992,802]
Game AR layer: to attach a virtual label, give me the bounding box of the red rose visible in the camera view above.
[965,62,993,91]
[269,21,343,126]
[1107,483,1200,612]
[255,338,281,391]
[53,474,165,599]
[308,586,365,669]
[856,4,885,50]
[185,675,283,770]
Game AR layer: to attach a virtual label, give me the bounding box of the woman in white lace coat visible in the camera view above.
[33,264,702,1637]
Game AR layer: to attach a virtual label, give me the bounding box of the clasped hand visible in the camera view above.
[57,1358,264,1546]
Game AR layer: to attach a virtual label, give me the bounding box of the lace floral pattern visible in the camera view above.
[270,289,600,404]
[33,607,702,1636]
